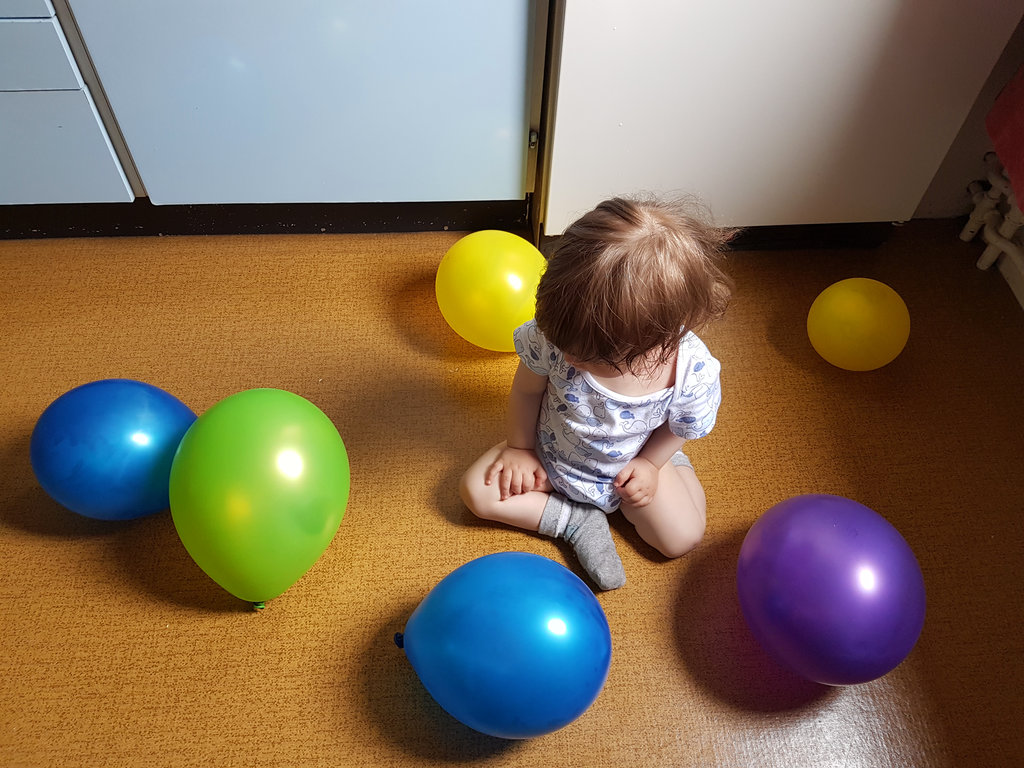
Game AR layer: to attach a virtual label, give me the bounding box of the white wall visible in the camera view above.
[543,0,1024,233]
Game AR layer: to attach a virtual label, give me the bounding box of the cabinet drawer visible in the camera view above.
[0,17,80,90]
[0,0,53,18]
[0,89,133,203]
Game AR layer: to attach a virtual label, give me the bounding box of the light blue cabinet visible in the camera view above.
[68,1,540,205]
[0,0,133,204]
[1,89,134,203]
[0,0,55,19]
[0,17,80,89]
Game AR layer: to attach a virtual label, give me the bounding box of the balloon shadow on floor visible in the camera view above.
[109,510,250,613]
[0,431,124,539]
[390,272,510,364]
[1,430,242,612]
[674,531,834,712]
[2,483,133,539]
[354,606,522,762]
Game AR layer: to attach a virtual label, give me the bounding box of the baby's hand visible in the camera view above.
[485,447,548,501]
[614,457,659,507]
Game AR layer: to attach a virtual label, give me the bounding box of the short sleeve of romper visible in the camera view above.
[666,333,722,440]
[513,320,558,377]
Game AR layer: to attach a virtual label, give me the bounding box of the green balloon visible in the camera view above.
[169,389,350,603]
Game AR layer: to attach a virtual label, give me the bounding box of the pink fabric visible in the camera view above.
[987,63,1024,202]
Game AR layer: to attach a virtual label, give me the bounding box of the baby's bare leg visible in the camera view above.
[459,442,552,531]
[459,442,626,590]
[620,459,707,559]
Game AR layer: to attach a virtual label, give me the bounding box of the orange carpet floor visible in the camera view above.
[1,220,1022,767]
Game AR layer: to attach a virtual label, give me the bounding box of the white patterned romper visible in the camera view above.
[513,320,722,513]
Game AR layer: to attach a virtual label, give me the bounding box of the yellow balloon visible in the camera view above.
[807,278,910,371]
[435,230,546,352]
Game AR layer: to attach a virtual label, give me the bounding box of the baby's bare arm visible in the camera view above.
[505,362,548,451]
[487,363,550,498]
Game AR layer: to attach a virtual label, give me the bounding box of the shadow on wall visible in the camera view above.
[754,1,1024,224]
[916,12,1024,219]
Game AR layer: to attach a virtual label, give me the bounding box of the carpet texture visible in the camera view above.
[1,221,1022,767]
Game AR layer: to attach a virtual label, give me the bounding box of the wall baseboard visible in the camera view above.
[728,222,892,250]
[3,198,904,255]
[0,199,531,240]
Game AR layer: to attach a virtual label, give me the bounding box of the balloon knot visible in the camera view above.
[252,602,265,611]
[394,632,404,649]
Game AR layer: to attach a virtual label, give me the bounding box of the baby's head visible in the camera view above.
[535,195,734,374]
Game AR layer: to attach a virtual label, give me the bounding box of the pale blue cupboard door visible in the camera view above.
[68,1,536,205]
[0,2,133,204]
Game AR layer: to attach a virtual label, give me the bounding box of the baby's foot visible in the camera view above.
[563,505,626,591]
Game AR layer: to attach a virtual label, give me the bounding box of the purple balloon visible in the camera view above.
[736,494,925,685]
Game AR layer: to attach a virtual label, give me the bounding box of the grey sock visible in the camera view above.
[539,494,626,591]
[670,449,693,470]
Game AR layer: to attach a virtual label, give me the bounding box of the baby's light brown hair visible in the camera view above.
[535,195,734,374]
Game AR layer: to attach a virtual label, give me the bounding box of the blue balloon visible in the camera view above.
[30,379,197,521]
[397,552,611,739]
[737,494,926,685]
